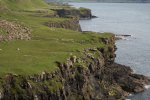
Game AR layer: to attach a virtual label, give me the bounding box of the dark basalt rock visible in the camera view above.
[91,15,98,18]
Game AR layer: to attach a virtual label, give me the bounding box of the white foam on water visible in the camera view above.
[144,85,150,89]
[131,69,136,74]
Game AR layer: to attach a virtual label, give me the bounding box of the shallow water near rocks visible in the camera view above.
[71,3,150,100]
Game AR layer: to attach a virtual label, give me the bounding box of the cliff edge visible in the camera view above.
[0,34,149,100]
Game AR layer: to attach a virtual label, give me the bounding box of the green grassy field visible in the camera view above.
[0,0,112,76]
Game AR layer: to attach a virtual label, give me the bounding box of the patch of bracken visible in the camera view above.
[0,20,31,42]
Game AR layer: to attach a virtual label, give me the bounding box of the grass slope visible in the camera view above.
[0,0,48,10]
[0,0,112,76]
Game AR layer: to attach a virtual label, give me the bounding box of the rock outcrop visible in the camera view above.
[0,35,149,100]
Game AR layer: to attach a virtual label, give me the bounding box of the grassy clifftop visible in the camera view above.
[0,0,48,10]
[0,0,113,76]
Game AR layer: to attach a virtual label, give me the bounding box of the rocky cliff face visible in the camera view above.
[52,7,93,19]
[44,6,95,32]
[0,35,149,100]
[45,17,81,31]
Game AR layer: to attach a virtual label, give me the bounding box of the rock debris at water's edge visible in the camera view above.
[115,34,131,40]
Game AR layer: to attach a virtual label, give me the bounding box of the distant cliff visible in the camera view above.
[51,7,93,19]
[45,17,82,31]
[97,0,150,3]
[45,7,94,31]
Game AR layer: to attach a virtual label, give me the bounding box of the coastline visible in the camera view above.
[0,1,150,99]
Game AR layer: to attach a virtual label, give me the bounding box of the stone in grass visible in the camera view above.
[17,48,20,51]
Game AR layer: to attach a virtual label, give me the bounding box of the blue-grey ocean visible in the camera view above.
[71,3,150,100]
